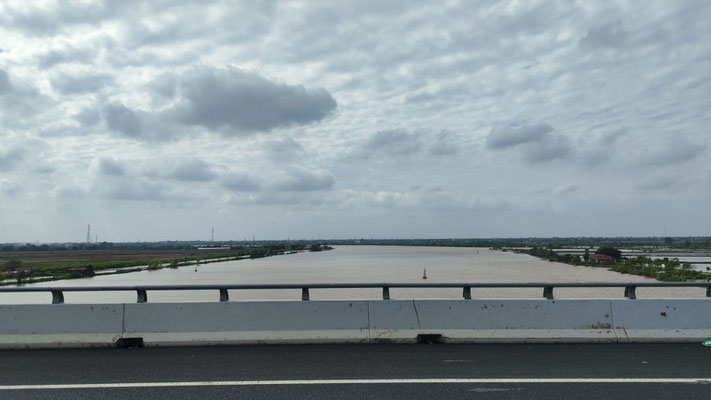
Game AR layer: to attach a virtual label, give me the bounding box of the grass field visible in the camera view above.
[0,247,270,285]
[0,248,230,270]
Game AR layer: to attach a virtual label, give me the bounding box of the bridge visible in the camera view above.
[1,282,711,398]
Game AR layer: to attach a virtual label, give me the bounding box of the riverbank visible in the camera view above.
[514,246,711,282]
[0,244,332,286]
[2,245,707,305]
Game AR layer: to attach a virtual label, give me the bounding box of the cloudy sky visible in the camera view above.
[1,0,709,242]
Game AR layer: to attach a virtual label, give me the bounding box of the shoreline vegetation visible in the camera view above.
[326,237,711,282]
[0,242,332,286]
[514,246,710,282]
[2,237,710,285]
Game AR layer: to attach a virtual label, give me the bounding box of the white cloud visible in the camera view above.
[0,178,22,197]
[0,1,709,240]
[167,67,337,134]
[274,166,335,192]
[486,123,572,163]
[360,130,423,157]
[486,123,554,149]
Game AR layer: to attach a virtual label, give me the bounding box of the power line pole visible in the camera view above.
[86,224,91,244]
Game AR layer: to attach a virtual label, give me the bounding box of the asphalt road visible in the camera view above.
[1,344,710,399]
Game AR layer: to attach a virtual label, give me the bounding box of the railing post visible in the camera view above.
[51,290,64,304]
[707,287,711,298]
[543,286,554,300]
[382,286,390,300]
[219,289,229,302]
[463,286,471,300]
[624,286,636,299]
[301,288,310,301]
[137,289,148,303]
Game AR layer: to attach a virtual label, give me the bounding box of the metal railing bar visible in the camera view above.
[3,282,711,304]
[2,281,710,293]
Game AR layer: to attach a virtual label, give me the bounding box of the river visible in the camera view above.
[0,246,705,304]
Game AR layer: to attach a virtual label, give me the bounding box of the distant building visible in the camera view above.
[589,254,616,264]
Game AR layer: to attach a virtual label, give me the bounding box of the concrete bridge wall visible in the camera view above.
[1,299,710,348]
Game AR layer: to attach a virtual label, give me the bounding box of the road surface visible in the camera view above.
[1,344,710,399]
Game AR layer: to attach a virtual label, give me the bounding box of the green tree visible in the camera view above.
[3,259,22,272]
[147,260,162,270]
[15,268,29,285]
[583,249,590,263]
[596,246,622,261]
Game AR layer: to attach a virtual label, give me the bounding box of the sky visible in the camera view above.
[0,0,710,242]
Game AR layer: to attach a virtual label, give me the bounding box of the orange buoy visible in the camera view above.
[422,268,427,279]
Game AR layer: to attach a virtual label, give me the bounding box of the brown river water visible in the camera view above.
[0,246,704,304]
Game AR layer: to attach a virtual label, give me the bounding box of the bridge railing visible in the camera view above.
[1,282,710,304]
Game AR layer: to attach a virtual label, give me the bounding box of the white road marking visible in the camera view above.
[1,378,710,390]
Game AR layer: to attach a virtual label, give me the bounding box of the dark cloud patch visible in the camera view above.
[523,135,572,163]
[267,137,305,162]
[74,108,101,127]
[96,158,126,176]
[51,72,113,95]
[404,91,436,104]
[579,22,630,50]
[552,183,579,196]
[38,46,94,69]
[274,166,335,191]
[580,127,629,166]
[102,103,144,138]
[149,73,177,99]
[601,127,629,144]
[486,123,554,149]
[0,145,28,171]
[102,180,170,202]
[0,1,123,36]
[165,158,216,182]
[220,172,259,192]
[0,179,22,197]
[637,176,678,191]
[650,140,705,166]
[486,123,572,164]
[167,67,336,134]
[0,68,45,120]
[362,129,422,156]
[429,131,459,156]
[0,69,11,94]
[137,158,217,182]
[33,165,55,174]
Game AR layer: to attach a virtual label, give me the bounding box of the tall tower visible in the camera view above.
[86,224,91,244]
[211,227,214,242]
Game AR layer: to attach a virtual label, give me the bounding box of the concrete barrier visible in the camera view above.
[1,299,710,348]
[369,300,617,342]
[122,301,370,345]
[0,304,123,348]
[612,300,711,342]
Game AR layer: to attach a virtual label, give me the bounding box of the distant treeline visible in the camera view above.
[0,242,332,285]
[319,237,711,249]
[0,241,334,252]
[520,246,709,282]
[3,237,711,253]
[610,256,708,282]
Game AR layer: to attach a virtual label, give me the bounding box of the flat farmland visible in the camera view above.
[0,248,233,270]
